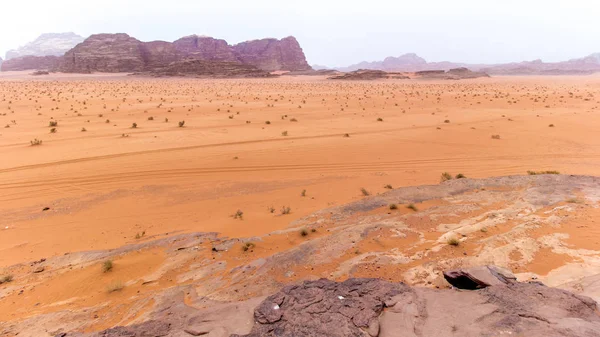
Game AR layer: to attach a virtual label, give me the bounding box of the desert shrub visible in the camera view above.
[406,204,418,211]
[527,170,560,175]
[301,189,306,197]
[447,237,460,246]
[233,209,244,220]
[281,206,291,215]
[360,188,370,196]
[102,260,113,273]
[0,275,13,284]
[242,242,255,251]
[384,184,393,189]
[440,172,453,182]
[49,120,58,127]
[491,134,501,139]
[265,121,271,125]
[30,138,43,146]
[131,122,137,128]
[178,121,185,127]
[81,127,87,132]
[455,173,466,179]
[281,131,288,136]
[148,116,154,121]
[106,281,124,293]
[343,133,350,137]
[389,203,398,210]
[300,228,309,237]
[267,206,275,213]
[50,128,57,133]
[290,118,298,122]
[377,118,383,122]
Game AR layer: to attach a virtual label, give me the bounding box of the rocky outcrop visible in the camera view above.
[137,59,273,78]
[238,277,600,337]
[0,55,60,71]
[56,34,147,73]
[5,33,84,60]
[232,36,311,72]
[328,69,410,80]
[63,272,600,337]
[443,265,517,289]
[415,67,489,79]
[51,33,312,74]
[172,35,238,62]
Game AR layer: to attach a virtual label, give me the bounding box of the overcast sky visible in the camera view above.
[1,0,599,67]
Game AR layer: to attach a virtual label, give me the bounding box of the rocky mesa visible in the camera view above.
[55,33,311,74]
[1,33,312,75]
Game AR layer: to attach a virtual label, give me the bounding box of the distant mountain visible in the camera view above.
[332,53,600,75]
[480,53,600,75]
[5,33,85,60]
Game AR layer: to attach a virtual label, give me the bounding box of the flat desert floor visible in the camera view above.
[2,72,600,335]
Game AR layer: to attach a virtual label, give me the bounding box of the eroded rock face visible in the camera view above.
[0,55,60,71]
[51,33,311,74]
[173,36,238,62]
[232,37,311,72]
[137,59,272,78]
[56,34,147,73]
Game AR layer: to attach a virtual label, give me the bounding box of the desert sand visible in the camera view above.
[2,72,600,335]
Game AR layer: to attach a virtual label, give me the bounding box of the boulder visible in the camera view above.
[443,265,517,289]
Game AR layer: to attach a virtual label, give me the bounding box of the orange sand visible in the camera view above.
[2,73,600,330]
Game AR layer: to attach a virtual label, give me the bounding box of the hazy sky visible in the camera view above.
[1,0,599,67]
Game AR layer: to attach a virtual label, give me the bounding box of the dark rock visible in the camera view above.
[87,320,170,337]
[242,278,408,337]
[443,265,516,289]
[139,59,272,78]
